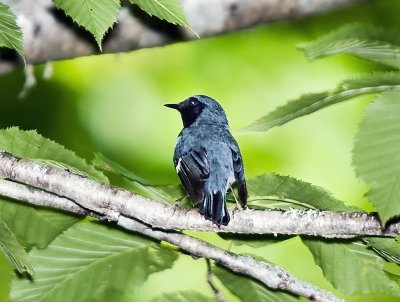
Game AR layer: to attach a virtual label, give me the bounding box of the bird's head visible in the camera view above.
[165,95,228,128]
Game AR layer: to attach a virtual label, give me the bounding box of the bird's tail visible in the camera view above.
[202,191,230,226]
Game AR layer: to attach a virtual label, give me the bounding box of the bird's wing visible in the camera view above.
[230,143,247,207]
[175,147,209,203]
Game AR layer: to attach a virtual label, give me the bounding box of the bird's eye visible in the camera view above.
[190,99,198,106]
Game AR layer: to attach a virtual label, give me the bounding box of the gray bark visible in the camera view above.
[0,151,396,238]
[0,178,342,302]
[0,0,367,73]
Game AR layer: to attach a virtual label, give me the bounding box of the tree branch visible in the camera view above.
[0,179,342,302]
[1,0,367,73]
[0,151,397,238]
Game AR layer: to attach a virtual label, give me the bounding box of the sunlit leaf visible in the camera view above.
[299,23,400,69]
[0,199,78,249]
[214,265,300,301]
[353,91,400,224]
[385,262,400,281]
[225,172,348,248]
[93,152,185,204]
[221,173,348,248]
[150,291,215,302]
[52,0,120,50]
[129,0,191,29]
[218,233,288,248]
[364,237,400,265]
[242,72,400,132]
[0,3,23,56]
[303,239,400,296]
[93,152,151,185]
[0,127,107,182]
[348,294,400,302]
[125,179,185,205]
[247,173,350,211]
[0,218,33,276]
[11,222,178,302]
[0,127,107,248]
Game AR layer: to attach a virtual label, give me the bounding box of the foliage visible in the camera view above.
[246,173,351,210]
[0,199,79,249]
[0,127,106,249]
[0,0,191,54]
[11,222,178,302]
[363,237,400,265]
[52,0,121,50]
[353,91,400,224]
[303,240,400,296]
[0,127,107,182]
[243,23,400,300]
[0,218,33,276]
[299,23,400,69]
[93,152,186,204]
[0,3,23,56]
[150,291,216,302]
[214,265,300,301]
[243,23,400,232]
[241,72,400,132]
[1,14,400,302]
[129,0,190,30]
[2,126,400,300]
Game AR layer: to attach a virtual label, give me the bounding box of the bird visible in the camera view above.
[165,95,247,226]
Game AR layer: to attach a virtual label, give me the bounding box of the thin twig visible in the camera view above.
[206,259,225,302]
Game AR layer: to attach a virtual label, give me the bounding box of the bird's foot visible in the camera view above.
[230,186,246,211]
[174,194,189,207]
[234,202,245,211]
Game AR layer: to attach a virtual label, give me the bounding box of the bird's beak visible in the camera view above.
[164,103,180,111]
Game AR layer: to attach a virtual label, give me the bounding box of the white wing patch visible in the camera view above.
[176,157,182,173]
[227,170,236,187]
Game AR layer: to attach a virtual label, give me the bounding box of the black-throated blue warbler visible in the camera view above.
[165,95,247,226]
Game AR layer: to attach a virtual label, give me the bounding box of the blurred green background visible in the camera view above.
[1,0,400,301]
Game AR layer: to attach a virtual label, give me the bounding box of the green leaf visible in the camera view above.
[150,291,215,302]
[52,0,120,50]
[124,179,185,205]
[242,72,400,132]
[0,127,107,248]
[384,262,400,280]
[93,152,152,185]
[364,238,400,265]
[0,199,79,249]
[353,91,400,224]
[214,265,300,301]
[0,218,33,276]
[303,239,400,296]
[129,0,190,29]
[299,23,400,69]
[223,171,348,248]
[0,3,23,56]
[247,173,350,211]
[11,222,178,302]
[0,127,107,182]
[93,152,185,204]
[218,233,288,248]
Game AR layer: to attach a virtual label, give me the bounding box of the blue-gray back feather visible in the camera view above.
[170,95,247,226]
